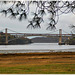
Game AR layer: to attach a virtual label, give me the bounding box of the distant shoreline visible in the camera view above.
[0,51,75,55]
[0,51,75,54]
[0,49,75,54]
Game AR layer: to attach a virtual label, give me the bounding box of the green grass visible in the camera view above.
[0,64,75,74]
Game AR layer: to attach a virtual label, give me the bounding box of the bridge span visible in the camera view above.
[1,33,73,36]
[0,28,75,45]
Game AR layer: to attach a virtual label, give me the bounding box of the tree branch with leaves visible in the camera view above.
[0,1,75,30]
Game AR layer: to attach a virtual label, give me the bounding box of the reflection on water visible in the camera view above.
[0,43,75,53]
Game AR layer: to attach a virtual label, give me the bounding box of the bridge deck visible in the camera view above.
[0,33,74,36]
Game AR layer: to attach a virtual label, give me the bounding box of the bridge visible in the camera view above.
[0,28,75,45]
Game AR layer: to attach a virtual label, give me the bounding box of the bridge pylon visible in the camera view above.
[0,32,1,44]
[5,28,8,45]
[59,29,62,45]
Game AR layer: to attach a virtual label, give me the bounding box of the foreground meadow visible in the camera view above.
[0,52,75,74]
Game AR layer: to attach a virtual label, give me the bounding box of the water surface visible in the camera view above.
[0,43,75,53]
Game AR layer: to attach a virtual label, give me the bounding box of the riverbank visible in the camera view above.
[0,52,75,74]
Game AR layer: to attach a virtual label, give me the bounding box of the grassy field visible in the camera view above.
[0,52,75,74]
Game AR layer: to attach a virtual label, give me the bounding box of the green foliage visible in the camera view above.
[8,37,32,45]
[65,37,75,45]
[68,37,75,45]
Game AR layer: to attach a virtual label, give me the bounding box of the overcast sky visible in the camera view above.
[0,1,75,34]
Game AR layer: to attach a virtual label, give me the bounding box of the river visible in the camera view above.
[0,43,75,53]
